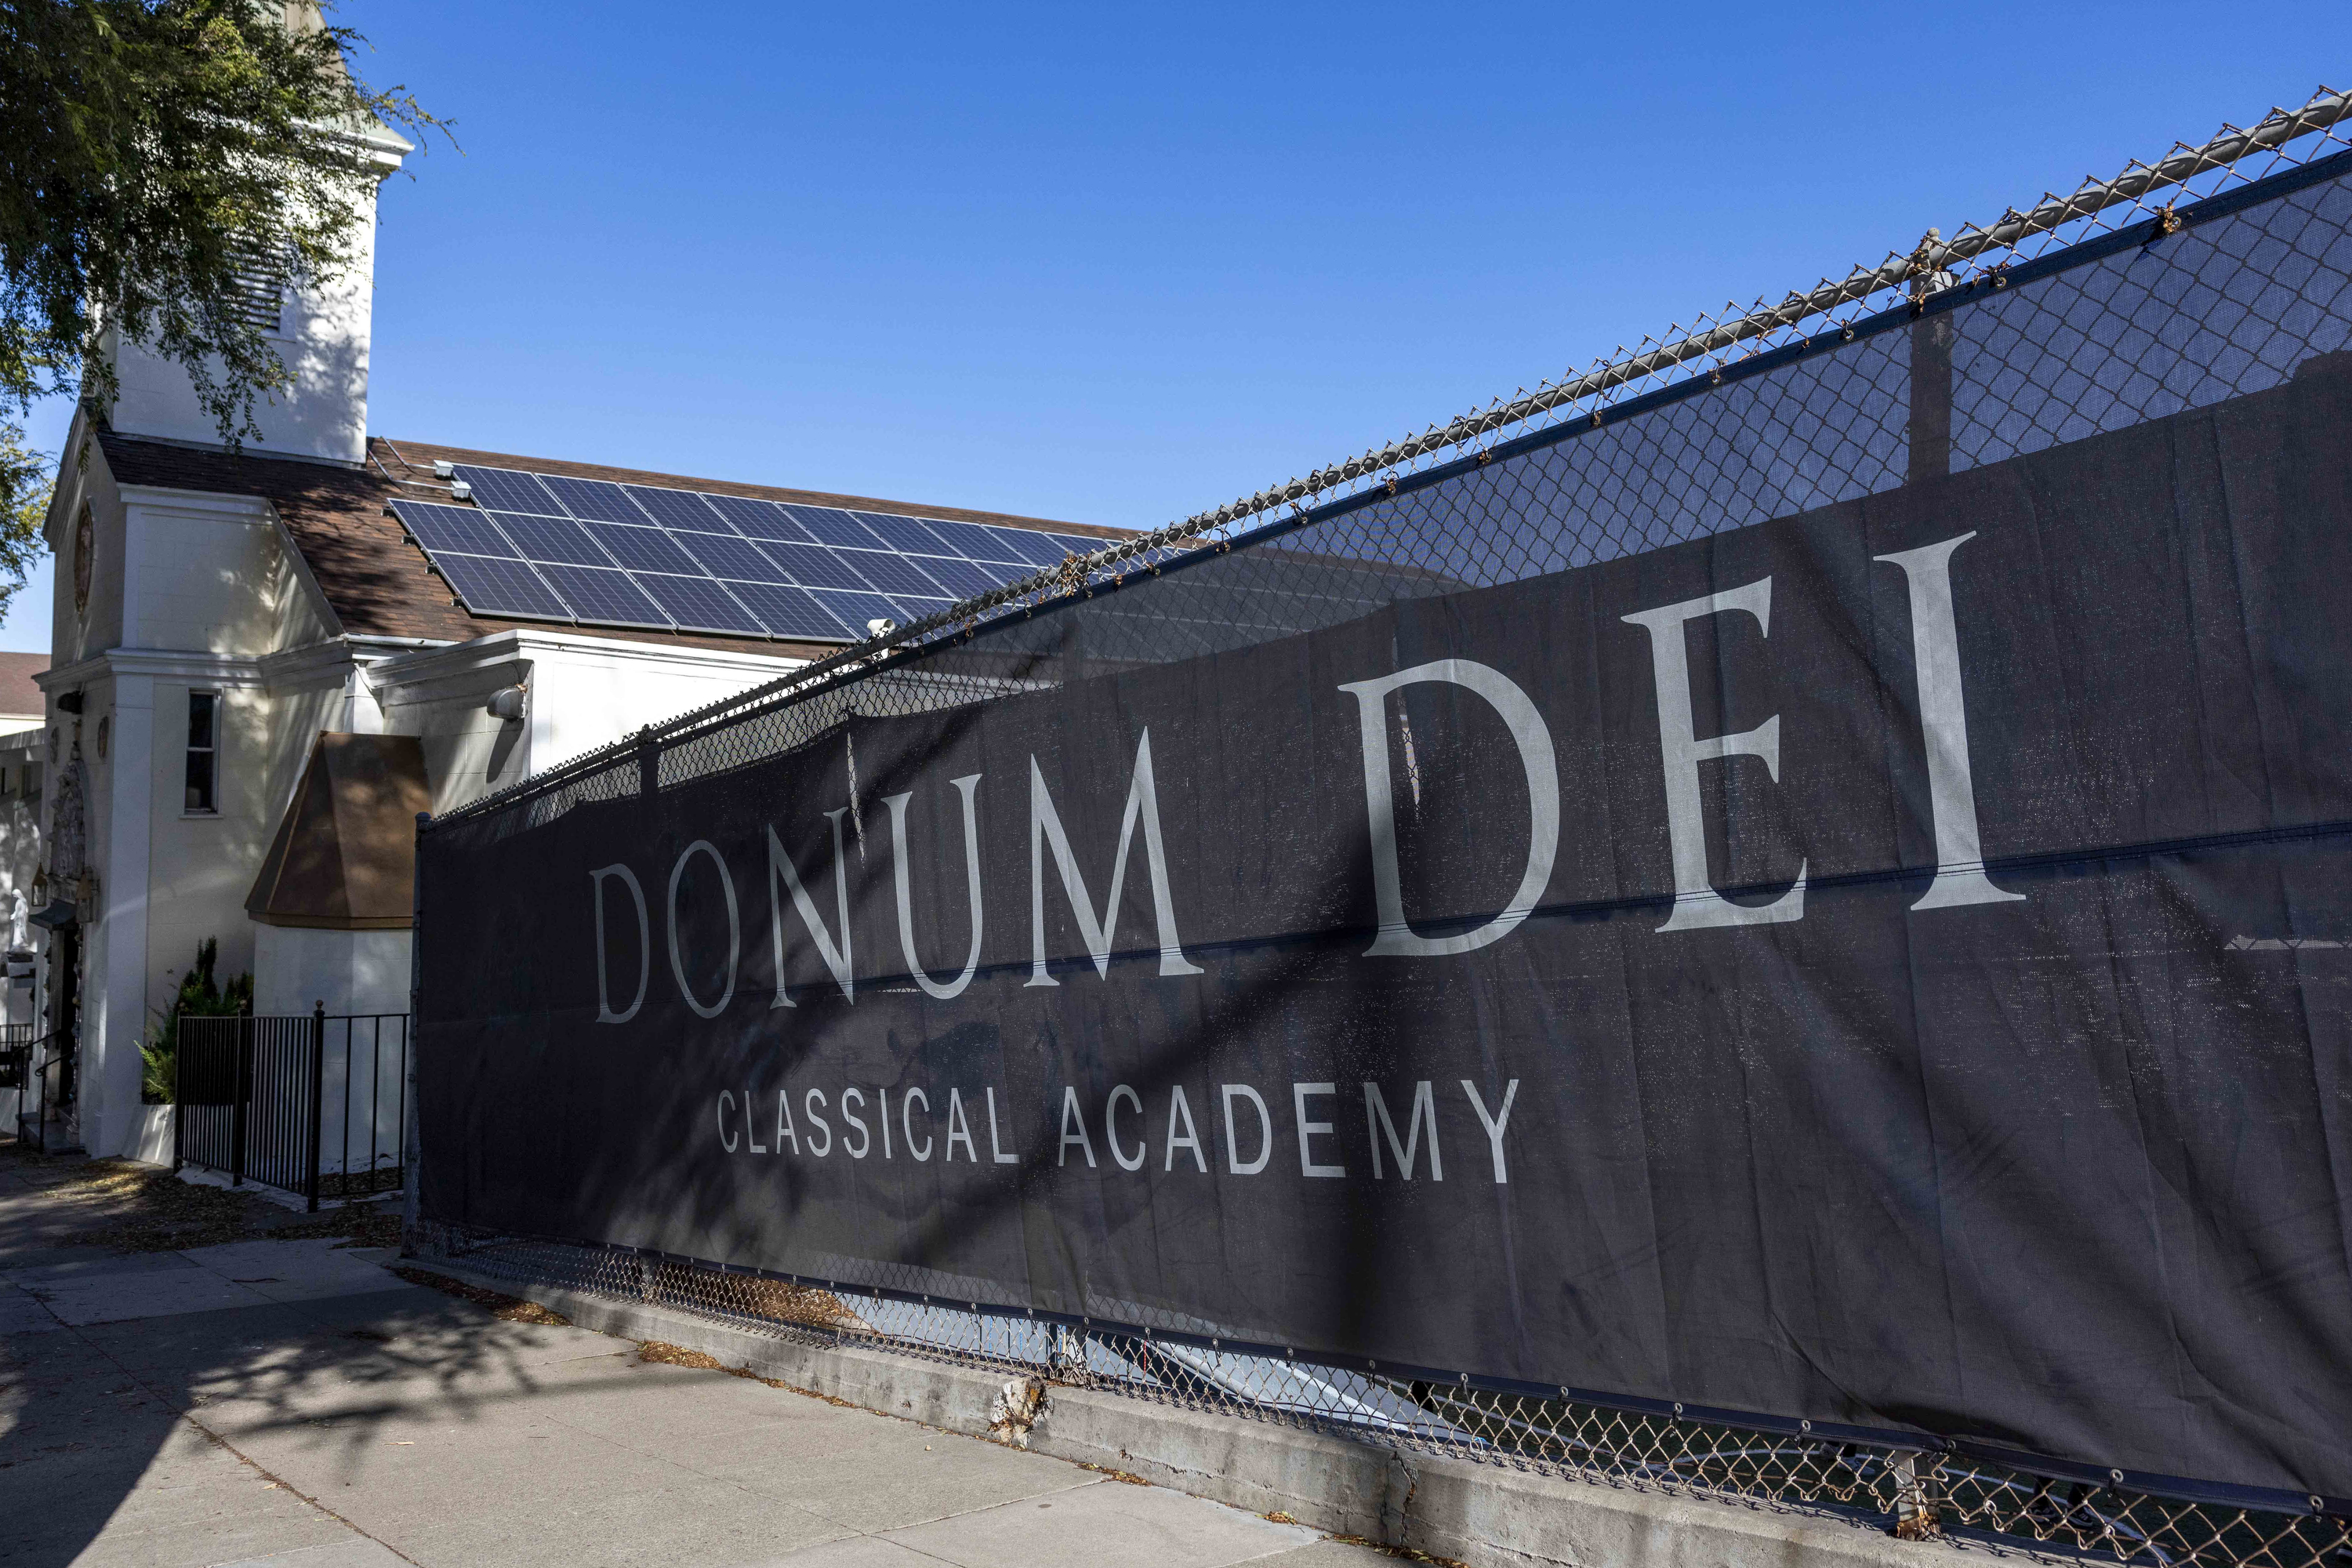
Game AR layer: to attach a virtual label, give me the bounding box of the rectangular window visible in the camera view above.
[185,692,219,814]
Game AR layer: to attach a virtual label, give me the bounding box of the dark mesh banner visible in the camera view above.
[419,158,2352,1504]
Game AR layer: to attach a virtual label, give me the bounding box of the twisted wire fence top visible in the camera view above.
[430,85,2350,828]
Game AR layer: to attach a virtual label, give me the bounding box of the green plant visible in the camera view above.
[140,936,252,1103]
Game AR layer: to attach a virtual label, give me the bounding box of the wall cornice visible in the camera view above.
[256,639,363,691]
[366,627,804,706]
[38,647,268,691]
[115,485,278,521]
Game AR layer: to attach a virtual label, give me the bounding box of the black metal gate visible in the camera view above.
[173,1010,412,1210]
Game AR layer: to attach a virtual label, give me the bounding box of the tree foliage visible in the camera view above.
[0,1,445,611]
[0,422,49,622]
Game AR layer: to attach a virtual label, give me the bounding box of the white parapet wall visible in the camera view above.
[132,1103,173,1166]
[254,925,411,1017]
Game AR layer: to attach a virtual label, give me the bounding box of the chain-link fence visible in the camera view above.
[416,90,2352,1565]
[415,1227,2350,1568]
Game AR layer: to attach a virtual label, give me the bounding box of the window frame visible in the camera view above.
[183,689,222,818]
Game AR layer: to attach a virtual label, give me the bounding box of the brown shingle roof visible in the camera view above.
[0,652,46,715]
[94,429,1122,656]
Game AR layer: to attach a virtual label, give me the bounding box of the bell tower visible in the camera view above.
[97,118,409,466]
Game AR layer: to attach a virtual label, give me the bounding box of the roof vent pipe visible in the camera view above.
[486,685,527,723]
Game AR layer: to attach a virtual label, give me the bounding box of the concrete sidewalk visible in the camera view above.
[1,1149,1388,1568]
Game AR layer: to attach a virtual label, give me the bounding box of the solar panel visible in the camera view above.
[987,527,1067,568]
[670,532,780,583]
[781,505,883,549]
[923,518,1029,563]
[402,463,1122,644]
[392,501,519,558]
[622,485,726,532]
[535,564,668,628]
[487,512,615,568]
[635,574,764,635]
[725,581,849,640]
[890,596,956,624]
[809,588,902,634]
[583,522,702,575]
[760,542,874,591]
[923,557,1013,599]
[433,554,570,619]
[538,474,651,524]
[852,511,953,555]
[699,495,816,544]
[840,551,946,597]
[451,466,563,515]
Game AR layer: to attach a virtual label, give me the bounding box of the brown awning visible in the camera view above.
[246,733,430,930]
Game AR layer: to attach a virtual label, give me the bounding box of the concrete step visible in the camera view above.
[13,1116,83,1153]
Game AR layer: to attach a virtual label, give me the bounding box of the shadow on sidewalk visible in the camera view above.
[0,1141,588,1566]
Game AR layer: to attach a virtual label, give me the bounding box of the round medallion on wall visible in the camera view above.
[71,503,93,617]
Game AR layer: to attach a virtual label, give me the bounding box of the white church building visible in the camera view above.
[17,114,1116,1160]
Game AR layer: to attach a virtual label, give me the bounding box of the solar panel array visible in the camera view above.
[390,465,1120,643]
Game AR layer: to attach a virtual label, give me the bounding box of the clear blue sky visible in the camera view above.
[9,2,2349,650]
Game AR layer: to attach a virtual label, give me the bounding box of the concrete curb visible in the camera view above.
[404,1258,1968,1568]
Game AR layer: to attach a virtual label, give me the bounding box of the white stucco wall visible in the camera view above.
[524,637,802,776]
[72,666,142,1158]
[368,630,804,815]
[253,925,412,1017]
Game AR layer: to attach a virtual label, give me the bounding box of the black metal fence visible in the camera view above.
[6,1025,71,1152]
[175,1011,411,1210]
[0,1020,31,1091]
[412,96,2352,1568]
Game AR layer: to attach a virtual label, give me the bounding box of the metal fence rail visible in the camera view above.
[9,1026,73,1151]
[0,1021,32,1092]
[414,96,2352,1565]
[176,1011,411,1209]
[320,1013,411,1201]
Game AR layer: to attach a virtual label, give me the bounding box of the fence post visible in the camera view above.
[1891,1450,1942,1539]
[170,1011,183,1173]
[230,1013,252,1189]
[1907,233,1955,485]
[401,812,429,1251]
[304,1000,326,1212]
